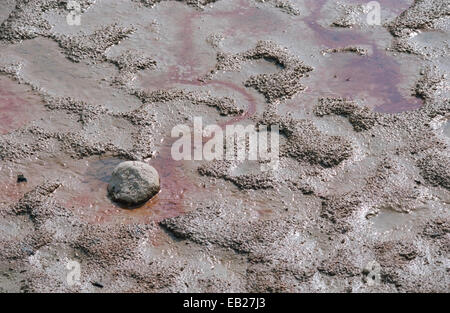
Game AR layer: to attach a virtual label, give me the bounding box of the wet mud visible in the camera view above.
[0,0,449,292]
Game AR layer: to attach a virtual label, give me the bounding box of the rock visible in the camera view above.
[107,161,160,205]
[17,174,27,183]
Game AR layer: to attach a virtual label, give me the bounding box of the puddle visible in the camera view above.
[302,0,423,113]
[369,207,415,232]
[206,0,289,39]
[444,120,450,138]
[369,205,434,233]
[135,0,288,115]
[57,152,201,224]
[0,76,46,134]
[241,58,284,76]
[1,38,141,112]
[0,0,15,24]
[133,0,423,115]
[305,49,423,112]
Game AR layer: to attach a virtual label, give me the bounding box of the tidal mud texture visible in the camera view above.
[0,0,449,292]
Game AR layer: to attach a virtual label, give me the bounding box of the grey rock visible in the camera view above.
[107,161,160,205]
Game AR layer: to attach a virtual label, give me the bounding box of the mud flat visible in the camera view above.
[0,0,449,292]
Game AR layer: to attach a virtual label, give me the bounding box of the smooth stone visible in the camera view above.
[107,161,160,205]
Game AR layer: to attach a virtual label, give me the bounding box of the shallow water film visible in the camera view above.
[0,0,449,293]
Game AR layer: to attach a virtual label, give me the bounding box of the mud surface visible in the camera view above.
[0,0,449,292]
